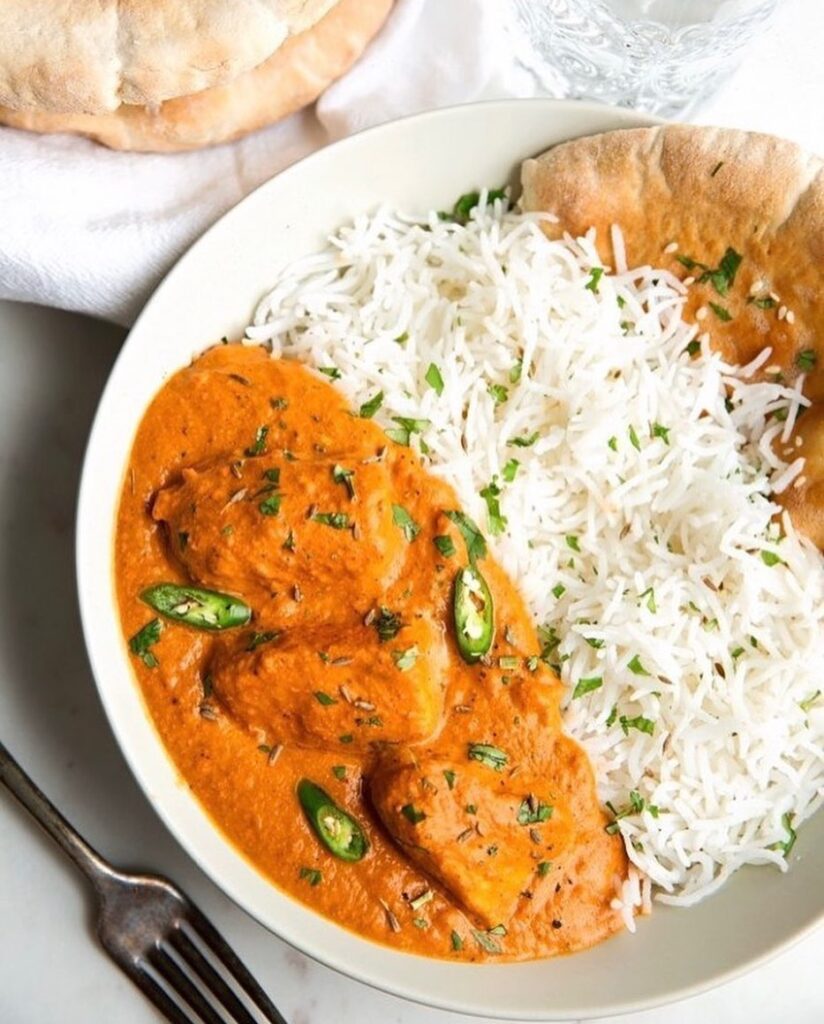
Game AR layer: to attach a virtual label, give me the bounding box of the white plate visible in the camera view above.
[76,99,824,1020]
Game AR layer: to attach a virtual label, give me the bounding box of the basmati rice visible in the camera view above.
[247,193,824,909]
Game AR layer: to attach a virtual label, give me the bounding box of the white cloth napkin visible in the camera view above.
[2,0,821,326]
[0,0,526,326]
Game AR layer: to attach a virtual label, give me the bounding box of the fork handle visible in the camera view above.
[0,739,114,889]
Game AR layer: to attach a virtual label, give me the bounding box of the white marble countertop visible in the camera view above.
[2,2,824,1020]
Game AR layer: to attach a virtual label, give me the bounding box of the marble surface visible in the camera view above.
[0,298,821,1024]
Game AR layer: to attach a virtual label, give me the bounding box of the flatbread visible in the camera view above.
[0,0,339,114]
[0,0,392,151]
[521,125,824,548]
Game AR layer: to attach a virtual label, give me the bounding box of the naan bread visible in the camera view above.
[0,0,391,151]
[522,125,824,548]
[0,0,340,115]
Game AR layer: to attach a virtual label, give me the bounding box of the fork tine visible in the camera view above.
[184,906,287,1023]
[170,927,260,1024]
[149,946,228,1024]
[131,962,200,1024]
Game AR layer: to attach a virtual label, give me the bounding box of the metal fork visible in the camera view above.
[0,740,288,1024]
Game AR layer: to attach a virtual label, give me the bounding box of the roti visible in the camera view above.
[521,125,824,548]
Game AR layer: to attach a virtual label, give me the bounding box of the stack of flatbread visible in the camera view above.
[0,0,392,151]
[522,125,824,549]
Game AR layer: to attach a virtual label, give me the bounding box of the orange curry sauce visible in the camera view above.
[115,344,627,961]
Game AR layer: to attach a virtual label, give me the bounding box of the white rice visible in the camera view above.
[247,194,824,909]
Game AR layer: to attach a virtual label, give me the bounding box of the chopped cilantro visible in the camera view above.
[585,267,604,293]
[445,510,487,562]
[434,534,456,557]
[605,790,647,834]
[480,477,507,535]
[392,504,420,542]
[401,803,426,825]
[769,812,797,857]
[573,676,603,699]
[620,714,655,736]
[386,415,430,446]
[677,254,706,272]
[425,362,444,395]
[537,624,560,663]
[259,494,282,516]
[709,247,742,295]
[332,464,355,499]
[488,383,509,406]
[709,301,732,322]
[312,512,350,529]
[445,188,507,225]
[246,630,279,652]
[507,431,539,448]
[359,391,384,418]
[373,606,403,642]
[517,799,553,825]
[128,619,162,668]
[502,458,519,482]
[245,425,269,457]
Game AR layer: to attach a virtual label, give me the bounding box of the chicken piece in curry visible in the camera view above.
[115,344,627,961]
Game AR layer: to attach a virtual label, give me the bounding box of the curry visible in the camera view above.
[115,343,627,961]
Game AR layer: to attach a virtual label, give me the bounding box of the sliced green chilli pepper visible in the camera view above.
[297,779,368,862]
[453,564,494,662]
[140,583,251,631]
